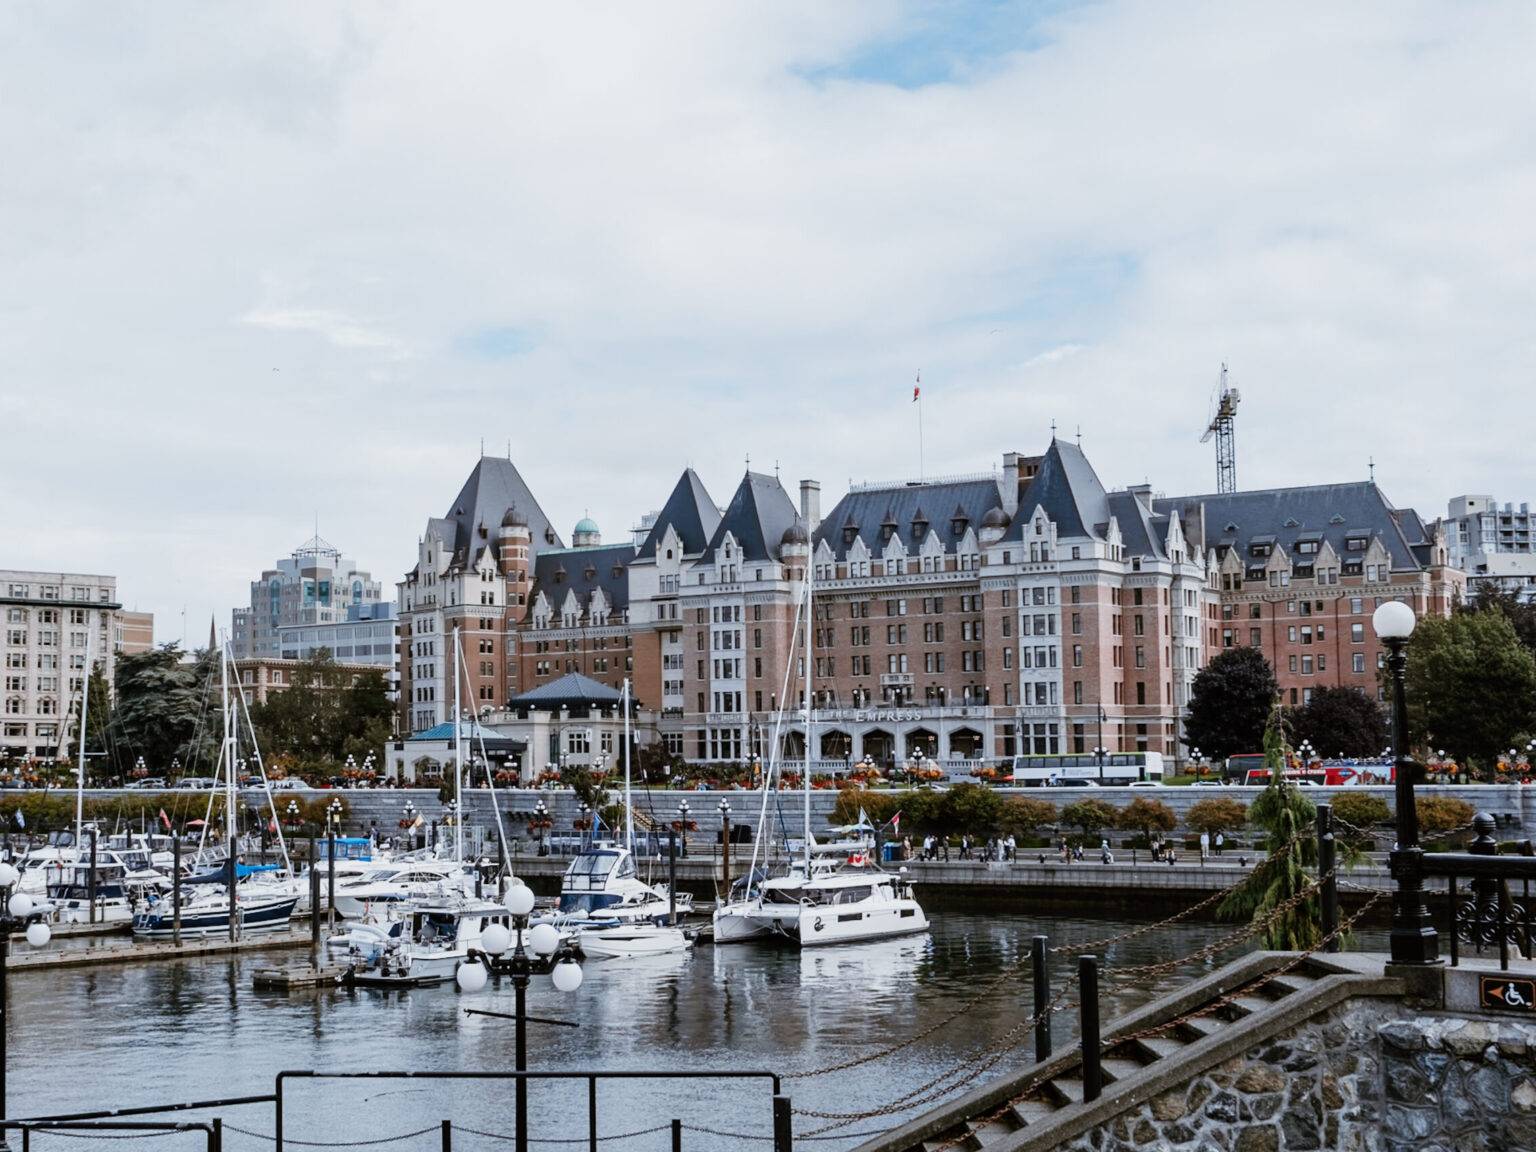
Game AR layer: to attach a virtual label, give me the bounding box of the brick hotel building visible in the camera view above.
[396,445,1461,774]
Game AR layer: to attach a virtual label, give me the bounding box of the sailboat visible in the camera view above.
[132,639,299,939]
[571,679,692,959]
[713,539,929,947]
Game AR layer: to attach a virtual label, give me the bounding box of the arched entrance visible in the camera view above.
[862,728,895,768]
[949,727,984,759]
[906,728,938,759]
[820,729,852,761]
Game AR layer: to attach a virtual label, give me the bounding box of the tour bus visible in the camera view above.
[1010,751,1165,786]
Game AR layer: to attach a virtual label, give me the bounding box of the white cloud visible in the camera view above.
[1,1,1532,641]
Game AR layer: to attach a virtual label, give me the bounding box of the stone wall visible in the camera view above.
[1058,999,1536,1152]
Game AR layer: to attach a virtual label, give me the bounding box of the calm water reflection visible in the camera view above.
[9,908,1262,1150]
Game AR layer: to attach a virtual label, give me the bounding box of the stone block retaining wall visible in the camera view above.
[1060,999,1536,1152]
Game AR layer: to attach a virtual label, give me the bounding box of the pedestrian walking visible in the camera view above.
[960,834,971,860]
[941,834,950,862]
[1199,831,1210,862]
[1005,834,1016,861]
[1215,831,1225,857]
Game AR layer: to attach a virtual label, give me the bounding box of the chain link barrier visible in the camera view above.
[220,1124,442,1147]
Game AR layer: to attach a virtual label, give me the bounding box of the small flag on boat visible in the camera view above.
[13,810,25,829]
[890,810,901,834]
[158,808,171,830]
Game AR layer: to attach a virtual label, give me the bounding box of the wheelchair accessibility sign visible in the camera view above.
[1480,976,1536,1012]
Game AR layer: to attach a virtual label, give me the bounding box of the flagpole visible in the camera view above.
[915,373,924,482]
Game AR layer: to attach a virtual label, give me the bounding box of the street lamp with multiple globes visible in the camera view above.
[1093,745,1108,786]
[533,799,549,856]
[458,882,583,1152]
[1191,747,1203,783]
[1,860,52,1135]
[676,799,690,859]
[1374,599,1439,966]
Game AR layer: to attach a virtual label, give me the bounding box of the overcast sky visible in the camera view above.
[3,2,1533,648]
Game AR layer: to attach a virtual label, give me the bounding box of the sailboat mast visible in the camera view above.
[453,624,464,866]
[220,639,234,846]
[623,678,634,852]
[74,626,92,848]
[803,555,813,874]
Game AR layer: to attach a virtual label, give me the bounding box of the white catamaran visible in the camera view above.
[712,539,928,947]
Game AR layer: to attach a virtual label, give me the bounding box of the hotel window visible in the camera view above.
[1003,649,1013,669]
[1250,627,1262,646]
[1301,655,1314,674]
[1350,597,1364,614]
[1073,680,1083,705]
[1134,646,1145,669]
[1287,626,1297,642]
[1136,682,1146,705]
[1289,655,1298,673]
[1351,623,1364,643]
[1353,653,1366,673]
[1072,644,1083,668]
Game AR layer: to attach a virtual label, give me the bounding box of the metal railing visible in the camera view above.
[5,1069,792,1151]
[1421,814,1536,970]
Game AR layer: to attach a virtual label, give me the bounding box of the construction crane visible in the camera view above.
[1200,363,1241,494]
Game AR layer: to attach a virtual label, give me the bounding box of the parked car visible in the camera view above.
[128,777,168,790]
[177,777,215,790]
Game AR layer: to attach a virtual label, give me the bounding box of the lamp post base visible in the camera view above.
[1388,848,1441,966]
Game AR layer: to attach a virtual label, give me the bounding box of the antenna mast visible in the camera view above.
[1200,363,1241,494]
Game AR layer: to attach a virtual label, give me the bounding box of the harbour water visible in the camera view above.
[8,906,1293,1150]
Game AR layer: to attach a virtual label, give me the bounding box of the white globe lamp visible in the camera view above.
[7,892,33,918]
[504,884,536,918]
[528,922,560,957]
[551,960,584,993]
[1372,600,1416,641]
[25,921,50,948]
[455,960,489,992]
[0,862,19,889]
[481,922,512,956]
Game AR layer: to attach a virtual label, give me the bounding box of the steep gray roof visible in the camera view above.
[637,469,721,559]
[508,672,624,709]
[813,478,1004,561]
[1011,440,1112,541]
[529,544,635,614]
[1154,482,1431,571]
[702,472,800,563]
[441,457,564,563]
[1107,491,1165,559]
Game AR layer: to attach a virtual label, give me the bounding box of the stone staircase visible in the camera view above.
[853,952,1401,1152]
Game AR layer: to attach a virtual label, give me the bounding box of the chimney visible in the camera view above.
[1001,453,1020,516]
[800,480,821,532]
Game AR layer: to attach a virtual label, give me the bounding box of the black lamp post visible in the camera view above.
[677,799,690,859]
[1,861,53,1145]
[402,800,417,849]
[577,801,590,849]
[534,799,548,856]
[460,882,583,1152]
[1093,744,1108,786]
[1375,600,1439,966]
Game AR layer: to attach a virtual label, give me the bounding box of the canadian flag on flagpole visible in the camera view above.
[913,374,921,402]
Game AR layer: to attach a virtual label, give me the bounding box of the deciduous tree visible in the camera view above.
[1184,648,1279,760]
[1184,797,1249,838]
[1060,798,1119,838]
[1117,797,1176,840]
[1402,611,1536,770]
[1286,686,1388,760]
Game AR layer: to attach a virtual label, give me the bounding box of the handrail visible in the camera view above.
[1423,853,1536,879]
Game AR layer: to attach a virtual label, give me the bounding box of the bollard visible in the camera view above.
[1317,804,1339,952]
[327,832,337,933]
[1079,955,1102,1103]
[213,1118,223,1152]
[773,1095,793,1152]
[441,1119,452,1151]
[1032,935,1052,1061]
[671,1118,682,1151]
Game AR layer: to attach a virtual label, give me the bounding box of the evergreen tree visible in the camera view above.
[1401,610,1536,770]
[1219,711,1320,950]
[112,644,203,772]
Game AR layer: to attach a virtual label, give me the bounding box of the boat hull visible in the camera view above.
[794,902,929,947]
[579,925,692,958]
[131,896,298,939]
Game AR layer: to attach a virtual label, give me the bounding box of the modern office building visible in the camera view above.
[231,536,389,661]
[1442,495,1536,603]
[1,570,121,761]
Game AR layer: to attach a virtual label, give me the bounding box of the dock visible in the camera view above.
[4,929,318,971]
[253,962,347,990]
